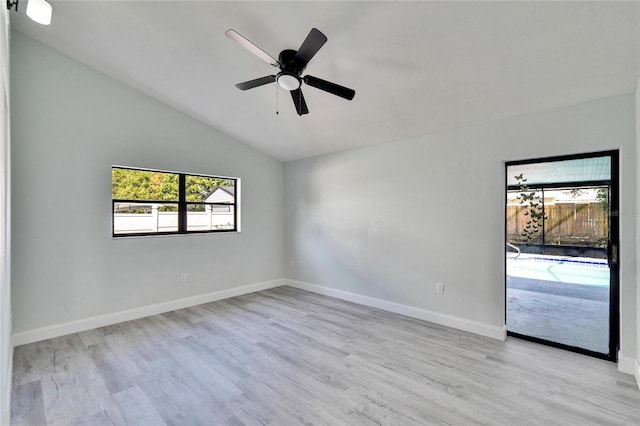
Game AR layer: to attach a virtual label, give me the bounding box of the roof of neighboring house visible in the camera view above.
[204,186,235,203]
[216,186,235,196]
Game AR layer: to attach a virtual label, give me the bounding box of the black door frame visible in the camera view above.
[504,150,619,362]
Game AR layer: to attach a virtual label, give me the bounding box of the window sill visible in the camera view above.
[112,230,241,239]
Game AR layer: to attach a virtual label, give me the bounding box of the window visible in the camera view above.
[112,166,238,237]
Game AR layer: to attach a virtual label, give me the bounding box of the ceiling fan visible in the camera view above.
[225,28,356,116]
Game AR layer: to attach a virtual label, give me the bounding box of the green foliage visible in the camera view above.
[112,169,178,201]
[596,187,609,210]
[112,169,233,204]
[514,174,547,244]
[185,176,232,202]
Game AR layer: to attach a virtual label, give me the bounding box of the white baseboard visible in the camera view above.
[617,352,636,375]
[286,279,506,341]
[13,279,286,347]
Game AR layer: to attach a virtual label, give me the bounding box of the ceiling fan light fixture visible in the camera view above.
[229,28,355,115]
[277,73,300,91]
[26,0,52,25]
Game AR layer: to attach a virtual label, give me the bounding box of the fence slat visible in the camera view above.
[506,203,607,247]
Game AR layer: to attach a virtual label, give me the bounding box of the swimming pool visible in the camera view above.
[507,254,609,287]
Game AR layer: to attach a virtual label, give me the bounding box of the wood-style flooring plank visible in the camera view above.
[12,286,640,425]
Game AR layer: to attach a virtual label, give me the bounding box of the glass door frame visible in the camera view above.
[504,150,619,362]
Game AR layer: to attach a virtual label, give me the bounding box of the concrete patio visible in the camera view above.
[506,257,609,354]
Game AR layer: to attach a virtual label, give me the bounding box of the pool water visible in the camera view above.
[507,255,609,287]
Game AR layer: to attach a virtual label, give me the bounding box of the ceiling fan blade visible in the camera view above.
[303,75,355,100]
[235,75,277,90]
[225,29,280,67]
[290,88,309,116]
[294,28,327,67]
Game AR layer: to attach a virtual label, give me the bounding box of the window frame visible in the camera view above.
[112,166,238,238]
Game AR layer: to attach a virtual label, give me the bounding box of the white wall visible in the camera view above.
[285,94,637,360]
[10,33,285,334]
[0,7,10,425]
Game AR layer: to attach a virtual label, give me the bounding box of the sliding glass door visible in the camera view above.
[505,151,618,360]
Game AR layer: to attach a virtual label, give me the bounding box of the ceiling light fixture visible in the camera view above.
[277,73,301,91]
[6,0,52,26]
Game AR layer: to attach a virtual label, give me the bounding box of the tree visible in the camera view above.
[113,169,152,200]
[514,174,546,244]
[596,187,609,210]
[112,169,233,202]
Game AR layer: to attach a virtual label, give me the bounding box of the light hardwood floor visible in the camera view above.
[11,286,640,425]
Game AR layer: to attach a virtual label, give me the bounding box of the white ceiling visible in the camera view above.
[10,1,640,162]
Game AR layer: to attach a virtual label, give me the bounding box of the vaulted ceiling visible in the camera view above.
[10,1,640,161]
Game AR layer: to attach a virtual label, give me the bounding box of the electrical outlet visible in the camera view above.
[180,273,188,283]
[436,283,444,294]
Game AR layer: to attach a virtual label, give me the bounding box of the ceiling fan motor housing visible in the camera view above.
[278,49,306,75]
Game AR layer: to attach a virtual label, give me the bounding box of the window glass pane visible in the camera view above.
[506,156,611,186]
[186,176,235,203]
[113,202,178,234]
[187,204,235,231]
[112,168,178,201]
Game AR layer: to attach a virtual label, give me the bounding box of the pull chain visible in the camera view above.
[276,82,279,115]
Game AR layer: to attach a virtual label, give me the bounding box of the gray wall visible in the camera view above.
[636,77,640,378]
[285,94,637,359]
[10,33,285,333]
[0,8,11,424]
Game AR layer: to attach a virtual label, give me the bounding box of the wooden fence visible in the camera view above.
[506,203,608,247]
